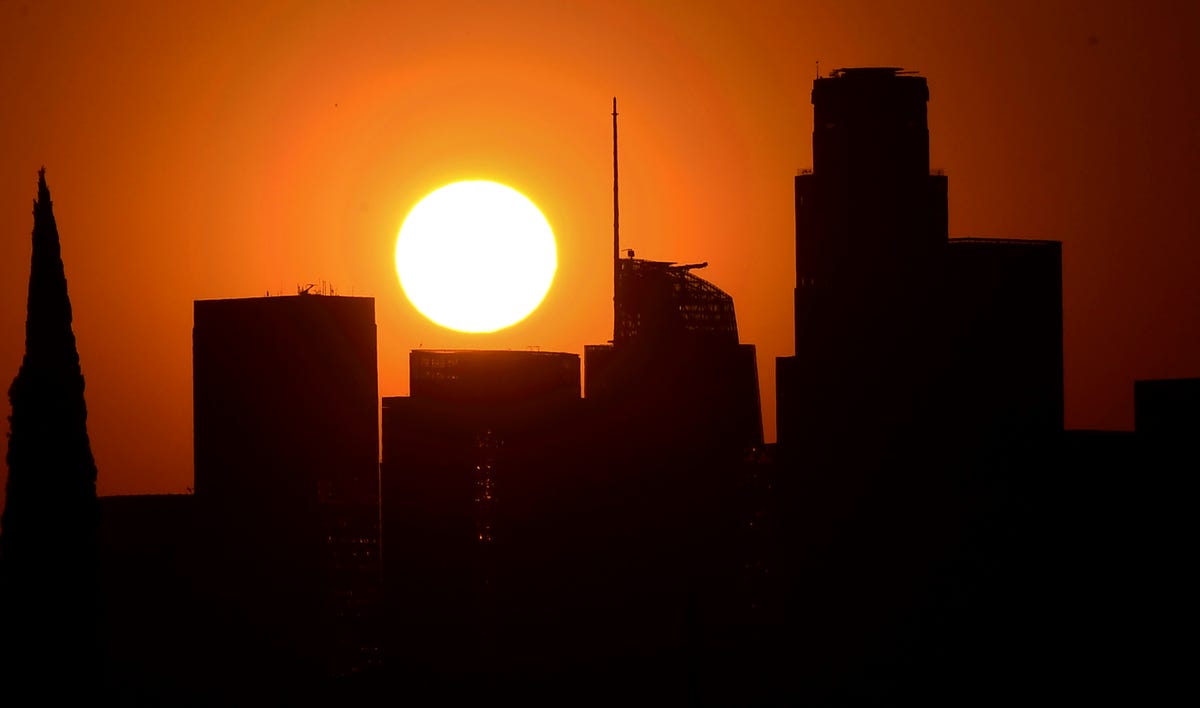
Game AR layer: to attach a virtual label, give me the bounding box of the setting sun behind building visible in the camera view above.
[395,180,557,333]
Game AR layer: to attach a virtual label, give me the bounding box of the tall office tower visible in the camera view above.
[774,69,1070,705]
[583,255,766,704]
[937,238,1066,704]
[595,99,763,458]
[380,350,585,701]
[192,294,381,699]
[778,67,947,457]
[586,256,762,453]
[774,69,952,704]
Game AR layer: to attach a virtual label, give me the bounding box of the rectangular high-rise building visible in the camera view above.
[192,294,381,696]
[583,255,768,703]
[781,67,947,458]
[380,349,585,701]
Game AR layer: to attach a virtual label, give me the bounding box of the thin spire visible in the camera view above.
[24,168,75,363]
[612,97,620,340]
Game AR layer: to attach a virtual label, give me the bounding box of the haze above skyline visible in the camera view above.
[2,0,1197,501]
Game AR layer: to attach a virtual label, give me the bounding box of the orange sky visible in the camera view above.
[2,0,1198,501]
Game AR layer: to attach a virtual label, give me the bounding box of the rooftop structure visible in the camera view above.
[614,257,738,347]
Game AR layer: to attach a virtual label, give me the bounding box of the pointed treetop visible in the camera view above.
[1,166,100,688]
[34,166,55,228]
[23,167,74,365]
[36,167,52,216]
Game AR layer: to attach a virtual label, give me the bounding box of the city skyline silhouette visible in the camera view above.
[0,2,1197,705]
[3,61,1194,705]
[2,2,1199,506]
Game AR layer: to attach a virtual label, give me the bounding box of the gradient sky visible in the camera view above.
[1,0,1197,502]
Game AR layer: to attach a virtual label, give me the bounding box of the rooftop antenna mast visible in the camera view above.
[612,97,620,340]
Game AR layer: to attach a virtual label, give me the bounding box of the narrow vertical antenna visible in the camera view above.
[612,97,620,340]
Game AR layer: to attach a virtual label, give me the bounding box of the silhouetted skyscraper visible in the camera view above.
[587,256,762,454]
[780,68,1065,458]
[779,67,947,457]
[192,293,381,698]
[597,100,763,457]
[380,349,585,701]
[573,103,772,702]
[774,68,1068,705]
[581,252,766,703]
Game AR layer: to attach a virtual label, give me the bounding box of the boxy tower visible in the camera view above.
[579,100,768,703]
[779,67,948,463]
[192,293,381,697]
[380,349,586,700]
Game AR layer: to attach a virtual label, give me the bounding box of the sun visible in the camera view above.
[395,181,558,333]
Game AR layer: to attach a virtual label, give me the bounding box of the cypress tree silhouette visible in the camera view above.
[0,169,100,695]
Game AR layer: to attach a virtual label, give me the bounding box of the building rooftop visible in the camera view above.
[949,237,1062,248]
[829,67,920,79]
[615,257,738,346]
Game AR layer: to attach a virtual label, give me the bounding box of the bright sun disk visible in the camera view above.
[395,180,557,333]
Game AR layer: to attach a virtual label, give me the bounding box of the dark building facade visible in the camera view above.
[1130,378,1195,701]
[586,256,762,454]
[97,494,198,703]
[775,73,955,699]
[192,294,381,698]
[583,256,769,704]
[780,67,948,461]
[1135,377,1200,439]
[774,68,1068,705]
[945,237,1064,449]
[380,255,768,702]
[381,349,586,700]
[778,67,1065,460]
